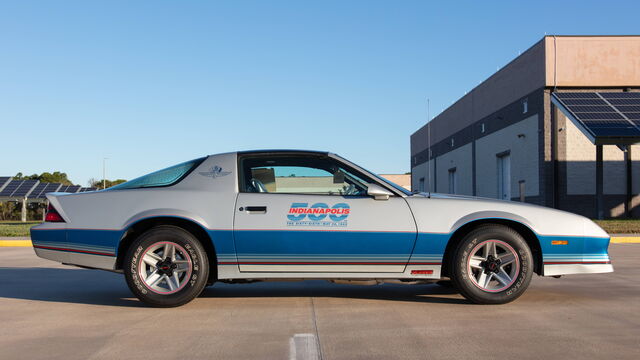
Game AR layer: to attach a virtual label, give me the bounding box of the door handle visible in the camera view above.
[243,206,267,214]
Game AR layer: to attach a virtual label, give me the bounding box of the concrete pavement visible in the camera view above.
[0,244,639,359]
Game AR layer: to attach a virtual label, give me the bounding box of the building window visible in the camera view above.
[522,98,528,114]
[419,177,425,192]
[448,168,457,194]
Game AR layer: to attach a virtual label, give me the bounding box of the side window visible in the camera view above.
[241,156,369,196]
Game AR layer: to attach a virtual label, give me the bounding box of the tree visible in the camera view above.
[88,178,127,189]
[14,171,73,185]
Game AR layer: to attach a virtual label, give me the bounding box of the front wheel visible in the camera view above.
[451,225,533,304]
[123,225,209,307]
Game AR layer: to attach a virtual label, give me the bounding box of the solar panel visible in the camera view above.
[11,180,39,197]
[79,187,98,192]
[27,183,47,199]
[33,183,62,198]
[66,185,81,193]
[57,185,69,193]
[568,105,617,113]
[558,98,607,106]
[552,92,640,144]
[0,177,11,192]
[599,92,640,99]
[0,180,22,197]
[554,92,601,99]
[615,105,640,112]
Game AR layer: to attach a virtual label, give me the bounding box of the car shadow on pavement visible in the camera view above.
[0,267,143,307]
[0,267,467,306]
[201,280,469,305]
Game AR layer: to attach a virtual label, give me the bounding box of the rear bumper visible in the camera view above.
[30,225,118,270]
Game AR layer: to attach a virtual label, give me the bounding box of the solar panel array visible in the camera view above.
[0,178,91,199]
[553,92,640,138]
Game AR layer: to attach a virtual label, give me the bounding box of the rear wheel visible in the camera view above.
[451,225,533,304]
[123,225,209,307]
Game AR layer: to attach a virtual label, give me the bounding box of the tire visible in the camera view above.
[123,225,209,307]
[451,224,533,304]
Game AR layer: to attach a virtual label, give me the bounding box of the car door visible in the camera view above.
[233,153,417,273]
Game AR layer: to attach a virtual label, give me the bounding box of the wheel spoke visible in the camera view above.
[488,242,498,258]
[142,254,160,267]
[147,251,163,261]
[164,243,176,261]
[175,262,190,273]
[477,271,490,288]
[494,268,513,286]
[498,252,516,266]
[147,272,163,287]
[166,275,177,291]
[469,256,484,269]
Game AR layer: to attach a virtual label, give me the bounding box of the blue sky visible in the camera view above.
[2,1,639,186]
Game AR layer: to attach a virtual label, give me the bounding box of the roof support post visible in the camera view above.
[626,146,633,218]
[21,196,27,223]
[596,145,604,220]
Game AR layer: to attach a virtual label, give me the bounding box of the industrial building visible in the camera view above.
[410,36,640,219]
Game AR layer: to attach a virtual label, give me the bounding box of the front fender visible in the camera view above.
[449,211,534,234]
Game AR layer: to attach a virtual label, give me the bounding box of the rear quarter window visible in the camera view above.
[110,157,205,190]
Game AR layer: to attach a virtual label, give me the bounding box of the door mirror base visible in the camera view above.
[367,183,393,200]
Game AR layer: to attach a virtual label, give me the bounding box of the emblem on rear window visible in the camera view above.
[287,202,350,227]
[199,166,231,178]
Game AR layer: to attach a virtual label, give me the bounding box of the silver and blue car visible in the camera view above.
[31,150,613,307]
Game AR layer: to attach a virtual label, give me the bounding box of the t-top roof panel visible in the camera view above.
[552,92,640,145]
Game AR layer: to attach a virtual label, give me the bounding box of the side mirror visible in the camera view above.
[367,183,393,200]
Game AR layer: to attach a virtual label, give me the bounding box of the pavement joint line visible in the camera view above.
[309,297,324,360]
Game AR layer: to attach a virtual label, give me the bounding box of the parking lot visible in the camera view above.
[0,244,638,360]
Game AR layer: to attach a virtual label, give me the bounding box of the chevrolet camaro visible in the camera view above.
[31,150,613,307]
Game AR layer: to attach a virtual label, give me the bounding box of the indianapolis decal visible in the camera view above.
[199,165,231,179]
[287,202,350,227]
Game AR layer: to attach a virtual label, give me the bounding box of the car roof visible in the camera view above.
[236,149,331,156]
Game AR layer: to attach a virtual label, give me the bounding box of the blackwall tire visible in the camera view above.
[451,224,533,304]
[123,225,209,307]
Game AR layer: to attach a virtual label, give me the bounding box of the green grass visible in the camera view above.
[593,219,640,234]
[0,221,41,237]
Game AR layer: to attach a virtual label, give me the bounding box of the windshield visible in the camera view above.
[110,157,205,190]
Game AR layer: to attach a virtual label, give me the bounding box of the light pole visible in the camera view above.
[103,158,109,189]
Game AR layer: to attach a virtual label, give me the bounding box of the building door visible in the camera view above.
[448,168,457,194]
[497,154,511,200]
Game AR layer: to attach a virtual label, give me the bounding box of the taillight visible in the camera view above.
[45,204,65,222]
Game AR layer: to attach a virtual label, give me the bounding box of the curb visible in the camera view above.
[610,237,640,244]
[0,240,33,247]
